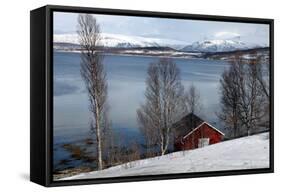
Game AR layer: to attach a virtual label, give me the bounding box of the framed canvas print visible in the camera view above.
[30,5,274,187]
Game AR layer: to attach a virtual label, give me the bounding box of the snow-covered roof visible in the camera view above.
[183,121,225,139]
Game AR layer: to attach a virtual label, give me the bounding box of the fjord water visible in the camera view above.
[53,51,229,171]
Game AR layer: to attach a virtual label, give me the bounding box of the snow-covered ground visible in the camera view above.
[60,133,269,180]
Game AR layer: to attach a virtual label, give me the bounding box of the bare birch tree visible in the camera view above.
[137,58,186,156]
[219,54,267,137]
[184,84,201,115]
[184,84,202,147]
[77,14,108,170]
[218,56,243,137]
[253,53,270,128]
[238,58,266,135]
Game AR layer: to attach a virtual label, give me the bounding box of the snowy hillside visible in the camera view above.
[54,33,268,53]
[181,39,263,53]
[54,33,187,49]
[60,133,269,180]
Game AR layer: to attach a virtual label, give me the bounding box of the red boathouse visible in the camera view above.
[173,113,224,151]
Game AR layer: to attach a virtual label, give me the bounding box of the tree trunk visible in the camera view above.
[95,99,103,170]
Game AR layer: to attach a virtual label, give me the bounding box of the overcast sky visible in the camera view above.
[54,12,269,45]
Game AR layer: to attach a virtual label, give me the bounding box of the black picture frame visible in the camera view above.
[30,5,274,187]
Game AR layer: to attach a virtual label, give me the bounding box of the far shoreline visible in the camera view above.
[53,49,203,60]
[53,46,269,61]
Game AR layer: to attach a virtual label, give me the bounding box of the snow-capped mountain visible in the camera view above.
[54,33,187,50]
[54,33,268,53]
[181,39,263,53]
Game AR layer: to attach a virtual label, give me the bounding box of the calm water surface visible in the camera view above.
[53,52,229,170]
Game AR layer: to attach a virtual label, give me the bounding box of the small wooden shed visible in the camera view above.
[173,113,224,151]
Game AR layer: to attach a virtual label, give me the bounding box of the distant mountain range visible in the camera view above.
[53,33,268,53]
[181,39,263,53]
[54,33,187,50]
